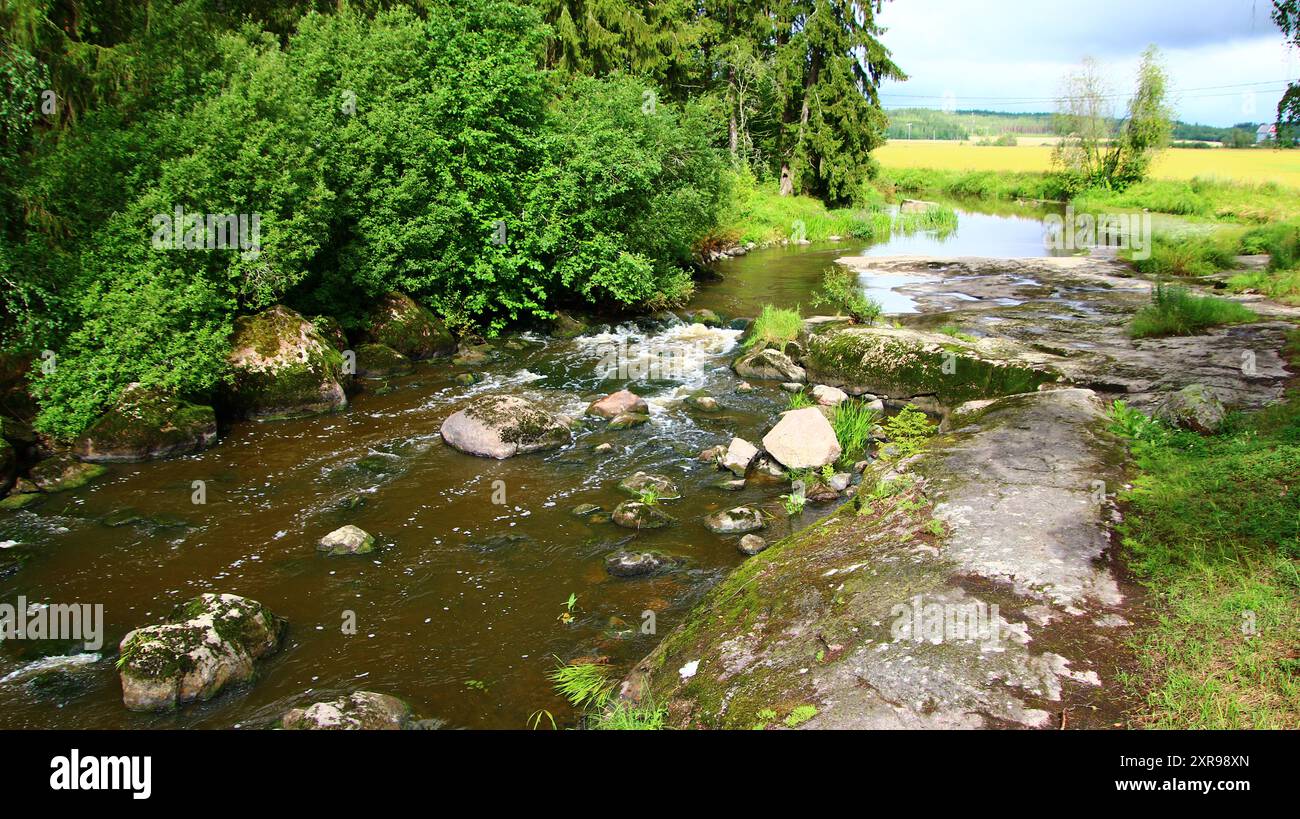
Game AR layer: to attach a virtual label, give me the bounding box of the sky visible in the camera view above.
[875,0,1297,127]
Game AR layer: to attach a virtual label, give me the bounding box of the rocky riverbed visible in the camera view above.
[1,230,1294,729]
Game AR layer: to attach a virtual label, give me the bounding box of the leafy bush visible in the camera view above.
[880,405,937,458]
[812,266,881,324]
[17,2,729,437]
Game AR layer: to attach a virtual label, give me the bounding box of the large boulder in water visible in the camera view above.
[733,347,806,382]
[74,383,217,463]
[762,407,841,469]
[354,343,413,380]
[280,691,413,730]
[1153,384,1226,434]
[117,593,286,711]
[364,292,454,360]
[440,394,571,459]
[227,305,348,419]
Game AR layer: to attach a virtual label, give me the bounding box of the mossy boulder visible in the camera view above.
[311,315,350,352]
[611,501,675,530]
[803,326,1056,407]
[1153,384,1226,434]
[280,691,413,730]
[354,343,414,380]
[618,472,681,500]
[550,311,589,339]
[30,454,107,492]
[118,593,287,711]
[74,383,217,463]
[365,292,454,360]
[733,347,806,382]
[704,506,765,535]
[0,491,41,512]
[227,305,348,420]
[440,394,571,459]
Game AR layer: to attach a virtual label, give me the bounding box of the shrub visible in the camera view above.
[812,266,881,325]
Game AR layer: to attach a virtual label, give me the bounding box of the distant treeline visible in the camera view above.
[885,108,1271,147]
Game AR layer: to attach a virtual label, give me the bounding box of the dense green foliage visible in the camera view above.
[1,0,901,438]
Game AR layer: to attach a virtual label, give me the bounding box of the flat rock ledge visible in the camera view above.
[620,388,1137,730]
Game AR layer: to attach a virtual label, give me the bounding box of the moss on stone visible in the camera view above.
[366,292,454,359]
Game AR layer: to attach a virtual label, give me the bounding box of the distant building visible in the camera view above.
[1257,123,1277,144]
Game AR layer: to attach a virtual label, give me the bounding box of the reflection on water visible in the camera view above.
[693,204,1063,318]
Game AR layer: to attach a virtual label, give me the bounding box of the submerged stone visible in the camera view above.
[281,691,413,730]
[30,455,108,493]
[605,550,683,578]
[318,524,375,556]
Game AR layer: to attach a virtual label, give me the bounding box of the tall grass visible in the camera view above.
[548,661,616,711]
[1126,231,1241,278]
[1128,281,1257,339]
[745,304,803,349]
[831,399,880,464]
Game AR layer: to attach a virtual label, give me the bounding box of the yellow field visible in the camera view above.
[875,140,1300,188]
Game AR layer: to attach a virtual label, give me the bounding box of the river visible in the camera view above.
[0,203,1059,729]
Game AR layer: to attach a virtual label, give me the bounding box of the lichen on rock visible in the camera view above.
[226,305,348,420]
[365,292,454,360]
[118,593,287,711]
[75,383,217,463]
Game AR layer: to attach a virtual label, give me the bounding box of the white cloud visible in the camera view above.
[876,0,1298,126]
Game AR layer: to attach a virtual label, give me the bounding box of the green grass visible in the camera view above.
[592,701,668,730]
[787,390,813,410]
[1128,281,1257,339]
[831,398,880,465]
[548,661,616,711]
[745,304,803,349]
[1126,230,1242,278]
[936,324,976,342]
[1110,386,1300,728]
[717,170,891,245]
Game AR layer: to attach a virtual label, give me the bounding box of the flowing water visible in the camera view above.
[0,204,1058,729]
